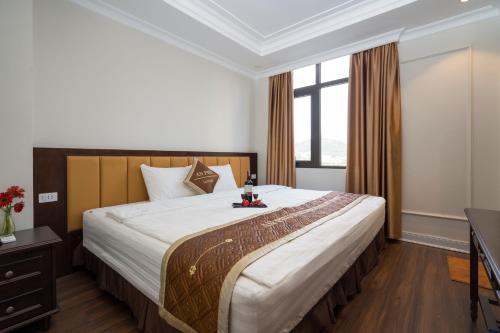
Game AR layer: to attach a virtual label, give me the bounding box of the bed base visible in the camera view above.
[83,228,385,333]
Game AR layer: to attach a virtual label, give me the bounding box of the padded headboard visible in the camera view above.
[66,155,251,232]
[33,148,257,276]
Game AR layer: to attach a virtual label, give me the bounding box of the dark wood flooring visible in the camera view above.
[20,241,490,333]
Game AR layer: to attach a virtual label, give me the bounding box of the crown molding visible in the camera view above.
[162,0,262,55]
[255,29,405,78]
[70,0,499,80]
[400,5,500,42]
[70,0,257,78]
[202,0,366,39]
[260,0,416,55]
[260,0,364,39]
[164,0,417,56]
[256,5,499,78]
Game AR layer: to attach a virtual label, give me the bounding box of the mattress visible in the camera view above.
[83,185,385,333]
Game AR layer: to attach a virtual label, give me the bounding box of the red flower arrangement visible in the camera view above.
[1,185,25,215]
[1,185,25,236]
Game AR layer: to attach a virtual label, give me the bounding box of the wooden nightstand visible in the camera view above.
[0,226,61,332]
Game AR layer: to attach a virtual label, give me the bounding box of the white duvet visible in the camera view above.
[83,185,385,333]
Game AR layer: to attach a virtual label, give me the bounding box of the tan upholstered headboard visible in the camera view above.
[33,148,257,276]
[66,155,251,232]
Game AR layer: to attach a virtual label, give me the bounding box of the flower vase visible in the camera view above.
[1,210,15,236]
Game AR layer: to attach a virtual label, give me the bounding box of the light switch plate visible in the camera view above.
[39,192,58,203]
[251,174,257,180]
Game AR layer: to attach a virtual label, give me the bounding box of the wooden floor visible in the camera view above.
[20,241,489,333]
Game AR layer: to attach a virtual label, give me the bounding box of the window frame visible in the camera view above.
[294,63,349,169]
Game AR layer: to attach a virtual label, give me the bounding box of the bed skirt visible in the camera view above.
[83,227,385,333]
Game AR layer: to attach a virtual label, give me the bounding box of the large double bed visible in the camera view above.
[84,185,384,333]
[33,149,386,333]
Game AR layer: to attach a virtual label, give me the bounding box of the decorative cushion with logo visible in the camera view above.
[184,159,220,194]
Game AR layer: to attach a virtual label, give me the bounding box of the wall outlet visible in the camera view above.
[251,173,257,180]
[39,192,58,203]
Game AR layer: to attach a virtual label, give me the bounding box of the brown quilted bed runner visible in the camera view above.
[159,191,367,333]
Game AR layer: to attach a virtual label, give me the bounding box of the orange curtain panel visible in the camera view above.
[346,42,402,239]
[266,72,296,187]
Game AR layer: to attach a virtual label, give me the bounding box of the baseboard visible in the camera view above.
[400,231,469,254]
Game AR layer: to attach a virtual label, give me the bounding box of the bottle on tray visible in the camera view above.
[244,171,253,202]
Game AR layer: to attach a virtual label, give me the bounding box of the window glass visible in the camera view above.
[320,84,348,166]
[293,65,315,89]
[293,95,312,161]
[321,55,350,83]
[292,55,350,168]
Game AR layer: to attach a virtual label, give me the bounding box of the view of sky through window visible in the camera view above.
[293,64,315,89]
[320,83,348,166]
[293,95,311,161]
[293,55,349,167]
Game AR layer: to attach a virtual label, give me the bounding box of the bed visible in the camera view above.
[32,149,386,333]
[83,186,385,333]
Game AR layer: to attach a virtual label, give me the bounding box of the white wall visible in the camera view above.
[0,0,34,231]
[296,168,346,191]
[2,0,499,244]
[1,0,255,231]
[399,47,471,251]
[252,17,500,251]
[398,17,500,252]
[252,78,269,184]
[33,0,254,153]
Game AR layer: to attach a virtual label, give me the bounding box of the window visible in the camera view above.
[293,96,311,161]
[293,55,349,168]
[293,65,315,89]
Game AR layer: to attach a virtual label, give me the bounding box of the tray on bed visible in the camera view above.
[232,202,268,208]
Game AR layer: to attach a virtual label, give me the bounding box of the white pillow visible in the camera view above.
[140,164,197,201]
[209,164,238,192]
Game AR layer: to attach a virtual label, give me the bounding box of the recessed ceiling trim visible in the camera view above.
[70,0,257,77]
[255,29,405,79]
[162,0,263,54]
[257,5,499,78]
[207,0,360,38]
[70,0,499,80]
[261,0,417,55]
[164,0,418,56]
[204,0,268,38]
[400,5,499,42]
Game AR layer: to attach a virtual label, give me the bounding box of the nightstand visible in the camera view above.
[0,226,61,332]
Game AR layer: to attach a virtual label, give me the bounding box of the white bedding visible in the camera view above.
[83,185,385,333]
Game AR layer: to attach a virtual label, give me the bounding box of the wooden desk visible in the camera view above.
[465,208,500,332]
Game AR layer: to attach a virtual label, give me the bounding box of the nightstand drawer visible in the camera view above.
[0,249,48,283]
[0,288,47,330]
[0,226,61,332]
[0,272,45,302]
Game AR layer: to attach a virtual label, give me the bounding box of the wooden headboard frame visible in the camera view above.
[33,148,257,276]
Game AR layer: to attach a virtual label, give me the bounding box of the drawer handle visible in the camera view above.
[5,306,14,314]
[4,270,14,279]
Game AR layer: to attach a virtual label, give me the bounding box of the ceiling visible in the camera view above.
[209,0,369,37]
[73,0,500,78]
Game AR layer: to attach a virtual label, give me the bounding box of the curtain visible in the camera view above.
[266,72,296,187]
[346,42,402,239]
